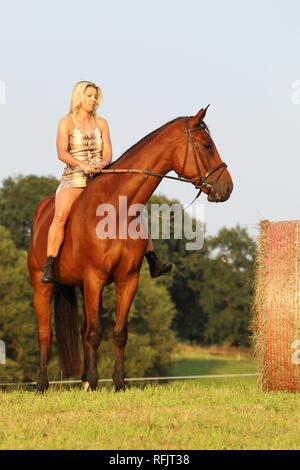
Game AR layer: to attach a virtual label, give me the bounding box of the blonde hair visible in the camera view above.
[69,81,102,115]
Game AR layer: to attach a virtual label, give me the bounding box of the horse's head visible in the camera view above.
[173,107,233,202]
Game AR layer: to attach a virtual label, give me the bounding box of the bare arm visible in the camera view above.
[96,117,113,167]
[56,117,97,173]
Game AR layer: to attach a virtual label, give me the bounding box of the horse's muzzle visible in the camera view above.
[207,181,233,202]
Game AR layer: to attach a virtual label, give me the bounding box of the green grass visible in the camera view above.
[170,355,257,377]
[1,383,300,450]
[168,344,258,388]
[0,347,299,450]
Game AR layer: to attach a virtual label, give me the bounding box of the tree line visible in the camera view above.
[0,175,256,382]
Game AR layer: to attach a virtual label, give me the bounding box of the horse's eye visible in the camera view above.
[204,143,212,150]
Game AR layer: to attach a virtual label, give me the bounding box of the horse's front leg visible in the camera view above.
[79,287,89,390]
[113,273,139,392]
[82,273,105,391]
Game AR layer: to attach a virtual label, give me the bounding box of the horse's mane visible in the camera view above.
[98,115,210,172]
[104,116,184,170]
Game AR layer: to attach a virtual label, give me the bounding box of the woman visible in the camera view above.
[41,80,172,282]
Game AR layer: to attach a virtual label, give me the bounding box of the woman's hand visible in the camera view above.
[93,160,110,172]
[79,162,100,174]
[101,159,110,168]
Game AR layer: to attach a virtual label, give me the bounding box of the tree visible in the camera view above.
[0,174,59,250]
[0,225,40,382]
[169,225,257,347]
[169,250,208,343]
[200,226,257,347]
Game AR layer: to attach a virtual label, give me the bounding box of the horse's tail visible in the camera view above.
[54,284,81,378]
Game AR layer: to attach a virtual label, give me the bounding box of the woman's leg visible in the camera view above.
[41,187,84,282]
[145,235,153,253]
[144,231,172,278]
[47,187,84,257]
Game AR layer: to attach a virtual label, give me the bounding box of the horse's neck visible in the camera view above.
[104,124,177,204]
[114,125,174,172]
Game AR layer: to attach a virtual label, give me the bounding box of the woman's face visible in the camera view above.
[82,86,97,113]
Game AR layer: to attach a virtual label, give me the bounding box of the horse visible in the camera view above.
[27,106,233,392]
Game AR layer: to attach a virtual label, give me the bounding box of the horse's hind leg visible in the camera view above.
[113,274,139,392]
[31,271,55,392]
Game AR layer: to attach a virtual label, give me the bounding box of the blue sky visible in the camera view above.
[0,0,299,237]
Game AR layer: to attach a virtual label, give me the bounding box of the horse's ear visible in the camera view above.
[190,105,210,127]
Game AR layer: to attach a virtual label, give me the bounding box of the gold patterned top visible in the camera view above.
[56,116,103,195]
[69,118,103,162]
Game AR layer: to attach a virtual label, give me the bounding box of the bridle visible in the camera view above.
[98,117,228,201]
[179,117,227,196]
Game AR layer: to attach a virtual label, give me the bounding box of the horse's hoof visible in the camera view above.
[114,384,125,393]
[82,381,90,392]
[36,382,49,393]
[85,380,98,391]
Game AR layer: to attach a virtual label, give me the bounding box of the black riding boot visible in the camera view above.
[145,250,172,278]
[41,256,56,283]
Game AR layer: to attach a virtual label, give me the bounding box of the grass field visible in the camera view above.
[0,345,299,450]
[169,343,258,380]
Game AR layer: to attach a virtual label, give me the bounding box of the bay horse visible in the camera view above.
[27,107,233,392]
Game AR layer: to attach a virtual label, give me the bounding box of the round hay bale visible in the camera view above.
[252,220,300,392]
